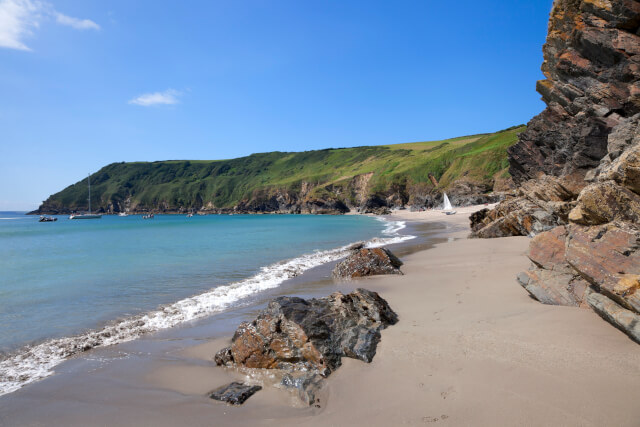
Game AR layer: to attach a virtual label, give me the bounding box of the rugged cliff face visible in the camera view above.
[473,0,640,343]
[509,0,640,190]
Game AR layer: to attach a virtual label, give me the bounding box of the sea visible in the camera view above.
[0,211,414,396]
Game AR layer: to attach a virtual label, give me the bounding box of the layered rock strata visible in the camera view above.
[473,0,640,343]
[509,0,640,187]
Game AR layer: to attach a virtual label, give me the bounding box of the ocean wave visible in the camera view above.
[0,218,415,396]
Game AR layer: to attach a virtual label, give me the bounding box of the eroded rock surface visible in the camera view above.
[470,176,576,238]
[516,226,589,307]
[215,289,397,377]
[509,0,640,186]
[332,248,403,278]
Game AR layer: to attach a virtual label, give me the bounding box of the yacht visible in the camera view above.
[69,174,102,219]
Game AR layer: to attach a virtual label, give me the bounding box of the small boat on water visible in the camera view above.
[39,215,57,222]
[186,213,194,218]
[142,213,154,219]
[441,192,456,215]
[69,174,102,220]
[118,212,128,217]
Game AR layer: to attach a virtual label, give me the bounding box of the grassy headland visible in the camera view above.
[35,125,524,214]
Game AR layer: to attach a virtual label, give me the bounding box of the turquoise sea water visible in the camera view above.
[0,211,412,395]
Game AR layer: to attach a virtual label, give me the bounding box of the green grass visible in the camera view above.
[41,125,524,211]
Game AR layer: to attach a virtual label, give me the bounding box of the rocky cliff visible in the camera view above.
[472,0,640,343]
[509,0,640,190]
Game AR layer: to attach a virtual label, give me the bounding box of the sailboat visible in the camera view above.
[442,192,457,215]
[69,174,102,219]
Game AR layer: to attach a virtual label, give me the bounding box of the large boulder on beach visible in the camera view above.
[332,248,403,279]
[214,288,398,377]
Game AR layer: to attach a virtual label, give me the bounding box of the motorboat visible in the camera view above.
[39,215,57,222]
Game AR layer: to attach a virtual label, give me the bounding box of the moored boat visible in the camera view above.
[38,215,57,222]
[69,174,102,220]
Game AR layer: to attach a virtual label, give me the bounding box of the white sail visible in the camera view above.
[442,193,453,211]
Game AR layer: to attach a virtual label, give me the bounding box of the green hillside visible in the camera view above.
[36,125,524,214]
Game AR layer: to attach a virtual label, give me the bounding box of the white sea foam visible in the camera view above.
[0,218,415,396]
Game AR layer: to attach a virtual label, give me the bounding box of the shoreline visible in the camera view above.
[2,205,640,426]
[0,214,414,397]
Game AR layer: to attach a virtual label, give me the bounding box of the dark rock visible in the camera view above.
[208,382,262,405]
[215,288,397,377]
[213,347,233,366]
[346,241,366,251]
[359,195,388,214]
[469,208,490,233]
[332,248,403,278]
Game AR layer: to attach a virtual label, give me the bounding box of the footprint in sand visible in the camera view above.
[422,415,449,423]
[441,386,455,400]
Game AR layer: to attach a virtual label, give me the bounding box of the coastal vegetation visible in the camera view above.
[35,125,524,214]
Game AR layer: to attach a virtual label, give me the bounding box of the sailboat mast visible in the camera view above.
[88,174,91,214]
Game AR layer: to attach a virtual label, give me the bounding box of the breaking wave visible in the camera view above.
[0,218,414,396]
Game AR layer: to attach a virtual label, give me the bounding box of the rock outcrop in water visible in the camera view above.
[214,288,398,403]
[472,0,640,344]
[332,247,403,279]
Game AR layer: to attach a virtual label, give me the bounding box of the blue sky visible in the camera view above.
[0,0,553,211]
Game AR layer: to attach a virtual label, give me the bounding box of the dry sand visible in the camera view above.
[2,205,640,426]
[297,207,640,426]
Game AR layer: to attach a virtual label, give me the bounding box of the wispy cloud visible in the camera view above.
[0,0,40,51]
[55,12,100,31]
[128,89,182,107]
[0,0,99,52]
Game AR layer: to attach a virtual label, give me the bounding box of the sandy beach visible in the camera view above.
[2,206,640,426]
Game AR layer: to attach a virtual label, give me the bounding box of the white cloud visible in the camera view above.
[55,12,99,31]
[129,89,182,107]
[0,0,40,51]
[0,0,99,52]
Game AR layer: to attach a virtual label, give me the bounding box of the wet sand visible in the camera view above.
[2,206,640,426]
